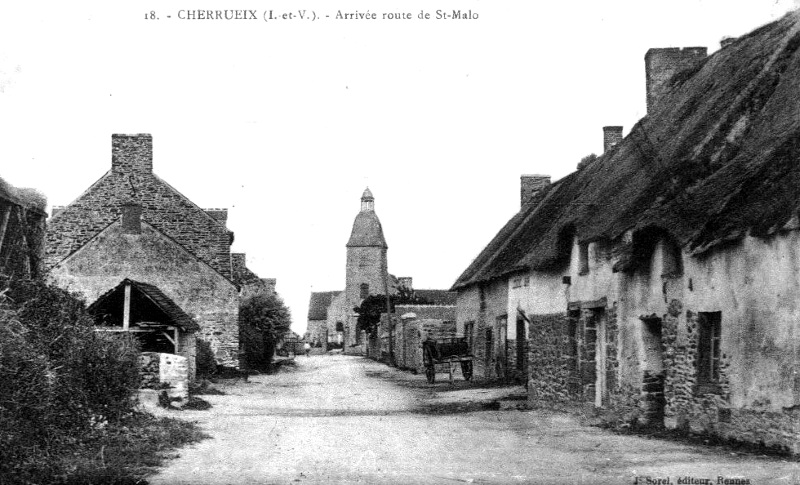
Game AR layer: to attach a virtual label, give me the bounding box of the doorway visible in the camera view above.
[641,316,665,425]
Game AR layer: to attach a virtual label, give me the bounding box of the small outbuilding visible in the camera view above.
[88,278,199,377]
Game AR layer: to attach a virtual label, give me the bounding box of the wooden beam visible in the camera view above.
[0,206,10,256]
[123,282,131,331]
[161,331,175,346]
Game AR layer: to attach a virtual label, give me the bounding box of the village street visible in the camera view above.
[150,355,799,485]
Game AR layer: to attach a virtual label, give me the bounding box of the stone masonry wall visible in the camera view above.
[46,134,233,279]
[49,221,240,369]
[527,312,578,404]
[660,303,799,452]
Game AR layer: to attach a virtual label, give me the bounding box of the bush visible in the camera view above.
[196,338,218,377]
[239,293,292,372]
[0,279,141,480]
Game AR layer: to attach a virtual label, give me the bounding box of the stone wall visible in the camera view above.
[527,312,578,404]
[138,352,189,403]
[460,279,508,380]
[49,221,240,368]
[46,134,234,279]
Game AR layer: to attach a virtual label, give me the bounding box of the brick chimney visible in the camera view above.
[603,126,623,153]
[520,175,551,208]
[112,134,153,174]
[645,47,707,114]
[120,201,142,234]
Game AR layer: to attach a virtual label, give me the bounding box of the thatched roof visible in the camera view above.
[0,175,47,214]
[453,12,800,289]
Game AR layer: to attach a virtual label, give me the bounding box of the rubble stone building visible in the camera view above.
[0,176,47,281]
[308,189,456,356]
[46,134,269,374]
[306,291,341,348]
[453,13,800,453]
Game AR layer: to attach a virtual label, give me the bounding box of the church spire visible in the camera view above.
[361,187,374,212]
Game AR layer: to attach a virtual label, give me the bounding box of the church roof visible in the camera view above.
[362,187,374,200]
[347,210,388,248]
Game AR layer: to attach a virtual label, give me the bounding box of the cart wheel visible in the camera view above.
[425,366,435,384]
[461,361,473,381]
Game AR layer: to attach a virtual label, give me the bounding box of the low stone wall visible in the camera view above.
[138,352,189,406]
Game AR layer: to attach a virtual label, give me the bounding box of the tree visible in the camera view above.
[353,288,431,336]
[239,292,292,372]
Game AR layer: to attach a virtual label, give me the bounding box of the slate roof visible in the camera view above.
[307,291,341,320]
[87,278,200,332]
[453,12,800,289]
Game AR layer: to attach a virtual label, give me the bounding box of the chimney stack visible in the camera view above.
[603,126,623,153]
[112,134,153,174]
[520,175,551,208]
[398,277,413,291]
[262,278,276,294]
[205,208,228,226]
[644,47,707,114]
[120,201,142,234]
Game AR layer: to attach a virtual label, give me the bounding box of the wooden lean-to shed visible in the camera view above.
[87,278,199,372]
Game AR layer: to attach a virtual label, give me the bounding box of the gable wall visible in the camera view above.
[46,171,232,278]
[48,222,240,368]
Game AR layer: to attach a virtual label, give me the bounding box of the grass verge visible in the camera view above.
[5,412,207,485]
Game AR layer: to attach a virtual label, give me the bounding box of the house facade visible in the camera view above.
[46,134,265,373]
[452,13,800,453]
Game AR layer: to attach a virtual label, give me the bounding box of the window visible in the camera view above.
[696,311,722,392]
[523,277,530,287]
[479,286,487,311]
[578,242,590,275]
[512,277,522,289]
[360,283,369,300]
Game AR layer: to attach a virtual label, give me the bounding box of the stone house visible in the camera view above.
[452,13,800,453]
[306,290,341,348]
[46,134,267,374]
[0,176,47,281]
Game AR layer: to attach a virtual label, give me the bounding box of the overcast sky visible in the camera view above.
[1,1,797,334]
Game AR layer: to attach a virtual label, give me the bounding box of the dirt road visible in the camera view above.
[149,355,799,485]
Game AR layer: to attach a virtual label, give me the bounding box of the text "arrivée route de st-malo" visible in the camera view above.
[143,9,479,21]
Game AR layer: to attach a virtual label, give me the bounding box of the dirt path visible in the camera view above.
[149,355,799,485]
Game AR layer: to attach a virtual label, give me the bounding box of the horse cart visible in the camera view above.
[422,337,473,384]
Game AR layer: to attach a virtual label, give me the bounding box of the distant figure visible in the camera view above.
[303,342,311,357]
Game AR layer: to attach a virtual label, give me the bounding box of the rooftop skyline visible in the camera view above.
[1,1,797,332]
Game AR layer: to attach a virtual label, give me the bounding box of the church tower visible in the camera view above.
[344,188,389,347]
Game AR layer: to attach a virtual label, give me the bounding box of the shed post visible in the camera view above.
[123,281,131,330]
